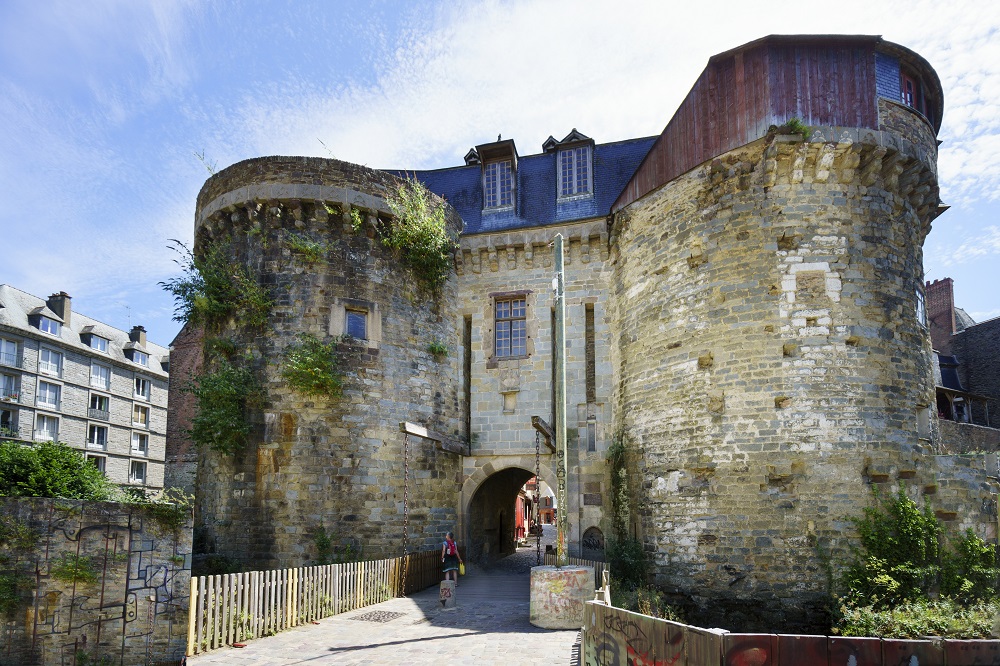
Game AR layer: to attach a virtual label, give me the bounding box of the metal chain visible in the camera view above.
[535,429,542,566]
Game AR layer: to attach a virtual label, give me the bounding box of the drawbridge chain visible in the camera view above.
[535,429,542,566]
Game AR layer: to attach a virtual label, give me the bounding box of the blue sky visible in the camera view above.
[1,0,998,347]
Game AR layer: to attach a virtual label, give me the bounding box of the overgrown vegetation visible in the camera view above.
[186,358,262,454]
[127,487,194,533]
[159,239,271,331]
[281,334,344,398]
[313,525,358,565]
[382,178,457,291]
[605,432,683,619]
[836,598,998,639]
[0,515,37,618]
[50,552,99,585]
[284,232,328,263]
[833,486,1000,638]
[428,340,448,359]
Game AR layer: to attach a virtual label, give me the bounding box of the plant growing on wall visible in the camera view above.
[186,359,262,454]
[0,515,37,618]
[606,431,646,589]
[159,239,272,331]
[382,178,457,291]
[281,334,344,398]
[50,552,99,585]
[284,232,328,263]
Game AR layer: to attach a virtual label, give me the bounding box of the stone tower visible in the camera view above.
[191,157,465,569]
[608,36,953,629]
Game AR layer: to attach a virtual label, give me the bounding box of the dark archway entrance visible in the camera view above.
[467,466,534,563]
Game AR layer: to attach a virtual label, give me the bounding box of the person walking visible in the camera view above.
[441,531,463,582]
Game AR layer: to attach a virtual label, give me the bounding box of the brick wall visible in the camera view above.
[164,322,203,496]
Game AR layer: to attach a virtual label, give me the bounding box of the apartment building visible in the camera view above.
[0,285,169,490]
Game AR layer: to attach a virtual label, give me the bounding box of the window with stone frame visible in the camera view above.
[495,296,527,358]
[346,309,367,340]
[129,460,146,484]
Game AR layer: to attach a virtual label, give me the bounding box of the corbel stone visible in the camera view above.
[487,245,498,272]
[471,248,482,274]
[599,232,609,261]
[524,242,534,268]
[814,144,836,182]
[506,246,516,270]
[860,146,887,186]
[580,235,591,264]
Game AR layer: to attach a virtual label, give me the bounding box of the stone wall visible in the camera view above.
[939,419,1000,453]
[0,497,192,666]
[607,126,964,631]
[192,157,466,570]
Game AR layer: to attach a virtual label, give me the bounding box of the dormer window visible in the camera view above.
[90,336,108,353]
[39,316,60,336]
[484,160,513,208]
[559,146,591,197]
[477,138,518,211]
[133,351,149,367]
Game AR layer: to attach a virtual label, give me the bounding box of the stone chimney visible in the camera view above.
[925,278,955,353]
[129,325,147,347]
[46,292,72,327]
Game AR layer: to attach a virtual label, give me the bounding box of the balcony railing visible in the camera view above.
[0,426,20,440]
[33,429,58,442]
[88,408,110,421]
[0,390,20,404]
[0,352,22,369]
[36,399,61,410]
[132,421,149,430]
[90,378,110,389]
[86,439,108,450]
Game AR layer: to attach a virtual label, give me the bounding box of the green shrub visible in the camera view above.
[160,239,271,331]
[50,552,99,585]
[611,584,684,622]
[382,179,456,291]
[841,486,942,607]
[834,597,998,639]
[186,359,261,454]
[0,572,32,618]
[281,334,344,397]
[941,528,1000,602]
[0,440,113,500]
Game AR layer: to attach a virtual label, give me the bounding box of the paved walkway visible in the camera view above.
[187,531,580,665]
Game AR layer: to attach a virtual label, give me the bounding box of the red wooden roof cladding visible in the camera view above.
[612,35,941,213]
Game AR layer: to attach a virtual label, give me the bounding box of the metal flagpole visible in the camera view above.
[553,234,568,567]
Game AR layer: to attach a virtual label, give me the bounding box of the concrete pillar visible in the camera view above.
[439,580,456,609]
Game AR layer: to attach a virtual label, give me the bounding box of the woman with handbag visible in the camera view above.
[441,532,463,582]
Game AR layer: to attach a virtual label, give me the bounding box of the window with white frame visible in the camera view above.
[89,335,109,353]
[91,363,111,389]
[1,373,19,402]
[484,160,513,208]
[87,454,106,474]
[134,377,150,400]
[916,289,927,327]
[89,393,110,420]
[38,348,62,376]
[34,414,58,441]
[129,460,147,484]
[133,351,149,367]
[131,432,149,455]
[87,424,108,449]
[132,404,149,427]
[558,146,592,197]
[0,338,19,368]
[37,381,61,409]
[39,316,60,336]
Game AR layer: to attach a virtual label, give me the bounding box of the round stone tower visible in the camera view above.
[608,36,945,630]
[191,156,464,570]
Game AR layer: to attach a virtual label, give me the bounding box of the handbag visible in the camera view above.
[459,562,465,576]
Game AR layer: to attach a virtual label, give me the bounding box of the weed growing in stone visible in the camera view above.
[281,334,344,398]
[160,239,271,331]
[428,340,448,358]
[284,232,328,263]
[382,178,456,291]
[50,553,99,585]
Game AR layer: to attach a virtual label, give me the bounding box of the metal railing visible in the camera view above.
[88,408,110,421]
[0,352,22,369]
[0,390,20,403]
[33,429,58,442]
[0,426,21,440]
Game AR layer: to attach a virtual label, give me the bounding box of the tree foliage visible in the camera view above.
[186,359,261,454]
[281,334,344,398]
[0,440,113,500]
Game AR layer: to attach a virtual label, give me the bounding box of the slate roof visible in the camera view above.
[0,284,169,377]
[387,136,657,235]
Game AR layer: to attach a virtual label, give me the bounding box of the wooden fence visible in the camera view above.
[543,553,607,589]
[187,550,441,656]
